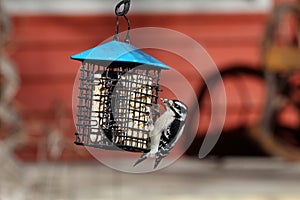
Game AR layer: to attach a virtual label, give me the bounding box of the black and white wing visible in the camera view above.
[154,118,186,168]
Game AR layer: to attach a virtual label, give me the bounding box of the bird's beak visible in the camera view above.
[160,98,172,107]
[160,98,168,104]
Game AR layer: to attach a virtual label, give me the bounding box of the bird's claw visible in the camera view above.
[147,151,156,158]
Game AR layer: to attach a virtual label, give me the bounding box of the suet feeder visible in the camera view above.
[71,39,170,153]
[72,40,170,152]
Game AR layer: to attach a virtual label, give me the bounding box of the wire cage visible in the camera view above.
[71,41,170,152]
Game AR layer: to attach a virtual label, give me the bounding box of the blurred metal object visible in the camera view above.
[0,1,26,198]
[262,3,300,71]
[250,2,300,161]
[0,0,23,149]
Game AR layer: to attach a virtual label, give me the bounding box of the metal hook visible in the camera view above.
[115,0,131,16]
[114,0,131,43]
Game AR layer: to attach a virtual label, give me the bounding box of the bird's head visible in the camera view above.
[160,98,188,120]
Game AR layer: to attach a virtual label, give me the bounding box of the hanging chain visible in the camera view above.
[114,0,131,43]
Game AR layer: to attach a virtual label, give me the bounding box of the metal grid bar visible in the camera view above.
[75,63,161,152]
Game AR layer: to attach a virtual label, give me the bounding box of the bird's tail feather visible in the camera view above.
[154,156,163,169]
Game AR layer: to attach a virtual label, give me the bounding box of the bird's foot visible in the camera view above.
[147,151,157,158]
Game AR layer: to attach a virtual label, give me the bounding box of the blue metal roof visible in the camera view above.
[71,40,170,70]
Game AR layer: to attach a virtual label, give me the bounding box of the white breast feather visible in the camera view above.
[149,109,174,155]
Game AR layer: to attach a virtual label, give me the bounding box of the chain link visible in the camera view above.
[115,0,131,16]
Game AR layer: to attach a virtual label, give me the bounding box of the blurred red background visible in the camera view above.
[4,0,291,161]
